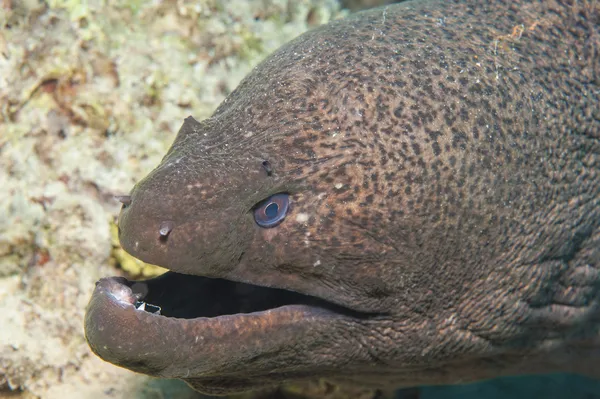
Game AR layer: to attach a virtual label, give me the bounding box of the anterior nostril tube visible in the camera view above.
[115,195,132,207]
[159,221,174,241]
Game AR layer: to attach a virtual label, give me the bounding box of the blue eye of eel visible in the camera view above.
[253,193,289,228]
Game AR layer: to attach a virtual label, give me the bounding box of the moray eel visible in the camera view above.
[85,0,600,395]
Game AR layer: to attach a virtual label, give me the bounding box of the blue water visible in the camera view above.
[422,374,600,399]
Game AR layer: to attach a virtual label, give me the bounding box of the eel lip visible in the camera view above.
[84,273,359,380]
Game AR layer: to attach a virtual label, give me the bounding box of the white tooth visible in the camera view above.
[136,302,146,311]
[148,304,161,315]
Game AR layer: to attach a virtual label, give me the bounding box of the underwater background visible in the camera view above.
[0,0,598,398]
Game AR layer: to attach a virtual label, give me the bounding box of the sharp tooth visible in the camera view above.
[146,303,161,315]
[134,300,161,314]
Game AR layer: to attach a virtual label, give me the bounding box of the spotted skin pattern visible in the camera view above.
[91,0,599,394]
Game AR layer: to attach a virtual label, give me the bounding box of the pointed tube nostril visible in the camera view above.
[115,195,132,207]
[159,221,174,240]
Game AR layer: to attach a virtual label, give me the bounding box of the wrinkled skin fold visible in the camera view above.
[85,0,600,395]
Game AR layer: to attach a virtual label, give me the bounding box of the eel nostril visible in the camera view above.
[159,221,174,242]
[115,195,132,207]
[261,160,273,176]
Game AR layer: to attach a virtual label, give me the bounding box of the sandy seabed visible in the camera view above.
[0,0,598,398]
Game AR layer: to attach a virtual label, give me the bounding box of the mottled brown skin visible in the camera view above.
[85,0,600,395]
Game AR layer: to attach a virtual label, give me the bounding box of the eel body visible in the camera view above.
[85,0,600,395]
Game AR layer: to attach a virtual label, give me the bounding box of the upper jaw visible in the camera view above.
[84,274,362,393]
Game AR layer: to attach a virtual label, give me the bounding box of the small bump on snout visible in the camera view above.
[115,195,132,208]
[158,221,175,241]
[262,160,273,176]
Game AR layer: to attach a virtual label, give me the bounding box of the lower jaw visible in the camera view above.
[83,274,350,380]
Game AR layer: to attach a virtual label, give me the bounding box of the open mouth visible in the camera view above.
[84,269,379,382]
[115,271,370,320]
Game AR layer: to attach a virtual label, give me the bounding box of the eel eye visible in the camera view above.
[253,193,289,228]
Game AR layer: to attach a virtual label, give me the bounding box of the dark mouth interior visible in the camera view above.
[126,272,372,319]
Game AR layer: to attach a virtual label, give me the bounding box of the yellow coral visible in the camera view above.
[109,220,167,278]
